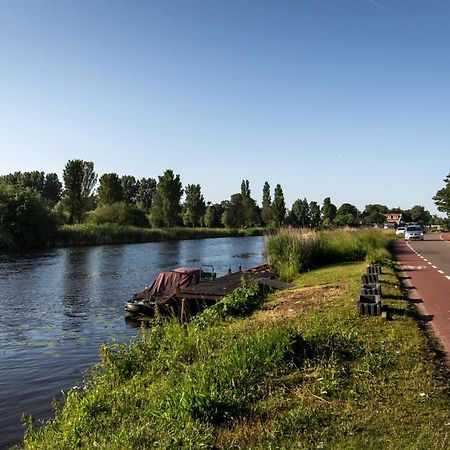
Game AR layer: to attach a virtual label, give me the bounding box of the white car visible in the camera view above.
[396,227,406,235]
[404,225,424,241]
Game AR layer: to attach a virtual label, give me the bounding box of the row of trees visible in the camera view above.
[1,160,448,249]
[55,160,287,228]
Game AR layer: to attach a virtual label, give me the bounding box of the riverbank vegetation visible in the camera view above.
[56,224,263,247]
[23,256,450,448]
[265,228,392,280]
[1,160,444,251]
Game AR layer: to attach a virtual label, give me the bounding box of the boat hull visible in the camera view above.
[124,299,155,316]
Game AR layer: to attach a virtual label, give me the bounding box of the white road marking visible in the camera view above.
[446,276,450,281]
[401,265,428,270]
[438,270,444,274]
[432,265,437,269]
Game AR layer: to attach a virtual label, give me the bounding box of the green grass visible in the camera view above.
[266,228,393,280]
[55,224,263,247]
[22,259,450,449]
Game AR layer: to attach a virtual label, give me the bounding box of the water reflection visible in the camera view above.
[61,248,93,333]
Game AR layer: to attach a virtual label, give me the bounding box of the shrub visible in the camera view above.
[194,278,263,328]
[0,184,56,250]
[87,202,148,227]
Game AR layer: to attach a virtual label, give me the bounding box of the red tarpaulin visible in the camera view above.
[135,268,201,299]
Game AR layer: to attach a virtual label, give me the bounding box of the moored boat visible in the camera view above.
[125,266,215,317]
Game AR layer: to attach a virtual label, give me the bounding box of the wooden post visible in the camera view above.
[180,298,186,322]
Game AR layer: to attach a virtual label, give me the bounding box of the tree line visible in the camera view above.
[1,160,448,250]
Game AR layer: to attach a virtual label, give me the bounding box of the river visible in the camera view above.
[0,236,265,448]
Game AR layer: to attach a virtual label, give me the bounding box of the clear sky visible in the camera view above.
[0,0,449,214]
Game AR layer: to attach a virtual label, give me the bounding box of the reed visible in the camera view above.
[265,228,320,280]
[55,224,263,247]
[265,228,392,280]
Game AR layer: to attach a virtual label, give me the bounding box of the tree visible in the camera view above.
[242,195,260,227]
[97,173,124,205]
[309,201,321,228]
[182,184,206,227]
[0,172,23,187]
[220,181,261,229]
[221,195,245,228]
[136,177,157,211]
[291,198,310,228]
[241,179,251,197]
[81,162,97,200]
[0,171,62,206]
[239,180,260,227]
[148,191,164,227]
[335,203,359,226]
[203,203,224,228]
[272,184,286,227]
[0,184,56,249]
[433,173,450,218]
[261,181,273,226]
[221,207,235,228]
[321,197,337,227]
[408,205,432,224]
[121,175,139,205]
[363,204,389,224]
[62,159,97,223]
[149,170,183,227]
[21,171,45,193]
[43,173,62,206]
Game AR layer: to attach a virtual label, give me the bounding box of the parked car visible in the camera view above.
[404,225,424,241]
[396,227,406,235]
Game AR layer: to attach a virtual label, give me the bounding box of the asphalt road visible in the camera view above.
[407,234,450,280]
[393,234,450,360]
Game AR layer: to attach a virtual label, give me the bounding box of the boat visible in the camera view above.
[125,266,215,317]
[124,298,156,316]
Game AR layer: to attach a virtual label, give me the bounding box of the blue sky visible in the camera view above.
[0,0,449,214]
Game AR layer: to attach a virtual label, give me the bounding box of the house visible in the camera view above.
[382,213,403,224]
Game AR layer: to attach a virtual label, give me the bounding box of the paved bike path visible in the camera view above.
[393,238,450,361]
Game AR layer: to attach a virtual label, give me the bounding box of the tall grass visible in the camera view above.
[265,229,320,280]
[266,228,392,280]
[24,321,304,448]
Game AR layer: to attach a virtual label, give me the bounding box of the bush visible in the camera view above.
[194,278,263,328]
[0,184,56,250]
[87,202,149,227]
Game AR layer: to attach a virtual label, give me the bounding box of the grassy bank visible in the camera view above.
[55,224,263,247]
[23,253,450,448]
[266,228,393,280]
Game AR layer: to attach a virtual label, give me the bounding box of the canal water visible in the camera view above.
[0,236,264,448]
